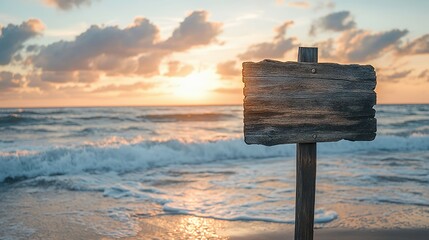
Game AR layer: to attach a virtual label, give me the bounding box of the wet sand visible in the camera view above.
[231,229,429,240]
[132,215,429,240]
[1,186,429,239]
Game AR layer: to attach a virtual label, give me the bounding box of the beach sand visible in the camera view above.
[230,229,429,240]
[1,187,429,239]
[129,214,429,240]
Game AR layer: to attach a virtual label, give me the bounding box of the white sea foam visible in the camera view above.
[0,138,294,182]
[1,135,428,182]
[162,203,338,224]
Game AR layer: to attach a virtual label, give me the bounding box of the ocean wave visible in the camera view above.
[66,126,154,137]
[3,109,70,115]
[357,193,429,207]
[138,113,235,122]
[71,116,139,122]
[0,114,41,126]
[389,119,429,128]
[0,114,64,126]
[1,135,428,183]
[0,139,292,182]
[1,127,57,133]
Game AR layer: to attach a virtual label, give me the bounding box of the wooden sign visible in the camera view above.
[242,47,377,240]
[243,57,376,146]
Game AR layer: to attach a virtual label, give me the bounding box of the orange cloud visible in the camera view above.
[29,11,221,86]
[317,28,408,62]
[91,81,154,93]
[164,61,193,77]
[216,60,240,79]
[397,34,429,55]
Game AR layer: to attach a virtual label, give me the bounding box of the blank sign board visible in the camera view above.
[243,59,377,146]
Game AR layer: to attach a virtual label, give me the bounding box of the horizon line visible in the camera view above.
[1,103,429,109]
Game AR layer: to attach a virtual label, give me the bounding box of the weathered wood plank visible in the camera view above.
[244,95,376,111]
[245,132,376,146]
[243,60,376,81]
[243,76,376,95]
[245,117,376,134]
[244,103,375,114]
[245,114,376,126]
[244,91,376,101]
[242,58,376,145]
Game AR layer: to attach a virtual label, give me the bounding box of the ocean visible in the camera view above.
[1,104,428,238]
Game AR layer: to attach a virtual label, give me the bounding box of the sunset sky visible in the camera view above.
[1,0,429,107]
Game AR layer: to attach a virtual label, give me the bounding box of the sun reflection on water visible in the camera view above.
[175,215,227,239]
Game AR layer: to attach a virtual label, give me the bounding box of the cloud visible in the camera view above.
[164,61,193,77]
[375,67,414,83]
[275,20,294,40]
[33,17,159,72]
[136,52,167,77]
[397,34,429,55]
[317,28,408,62]
[91,81,154,93]
[94,55,138,76]
[314,0,335,11]
[310,11,356,36]
[238,20,297,60]
[417,69,429,81]
[343,29,408,61]
[40,70,100,83]
[316,38,335,59]
[0,71,25,91]
[160,11,222,51]
[41,71,75,83]
[287,1,310,9]
[25,71,55,91]
[311,10,409,62]
[31,11,222,84]
[43,0,95,10]
[0,19,44,65]
[77,71,100,83]
[385,69,412,79]
[26,45,40,52]
[216,60,240,79]
[418,69,428,78]
[213,87,242,94]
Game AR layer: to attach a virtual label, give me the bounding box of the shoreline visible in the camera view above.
[1,185,429,239]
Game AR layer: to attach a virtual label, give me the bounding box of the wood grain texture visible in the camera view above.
[243,59,377,146]
[297,47,318,63]
[295,142,317,240]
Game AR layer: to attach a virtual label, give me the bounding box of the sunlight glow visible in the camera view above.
[172,71,218,100]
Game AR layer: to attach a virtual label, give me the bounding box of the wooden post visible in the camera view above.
[294,47,318,240]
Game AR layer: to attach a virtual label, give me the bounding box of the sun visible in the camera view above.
[173,71,218,100]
